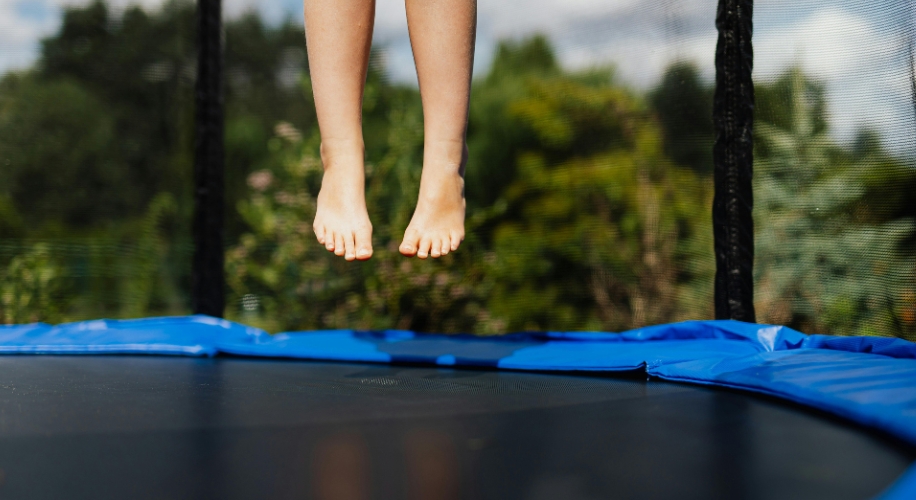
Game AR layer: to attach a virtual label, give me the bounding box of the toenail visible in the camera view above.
[358,249,370,257]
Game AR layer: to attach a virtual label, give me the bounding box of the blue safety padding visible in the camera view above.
[219,320,795,369]
[650,349,916,445]
[496,339,760,370]
[801,334,916,359]
[0,315,256,356]
[649,346,916,500]
[219,329,550,366]
[558,319,808,352]
[217,329,393,363]
[0,315,914,498]
[878,463,916,500]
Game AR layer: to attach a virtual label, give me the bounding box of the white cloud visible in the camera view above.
[755,9,890,80]
[756,8,916,151]
[0,0,59,71]
[477,0,647,38]
[372,0,719,87]
[373,0,407,35]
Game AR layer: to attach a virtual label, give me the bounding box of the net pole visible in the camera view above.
[192,0,225,318]
[712,0,756,322]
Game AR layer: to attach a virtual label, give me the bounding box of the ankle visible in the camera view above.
[320,140,365,171]
[423,139,467,171]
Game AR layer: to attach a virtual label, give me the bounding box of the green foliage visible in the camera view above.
[117,193,181,318]
[0,193,185,324]
[2,0,914,341]
[649,62,714,174]
[0,75,124,228]
[33,0,195,223]
[754,69,916,340]
[0,0,313,321]
[478,59,713,331]
[226,38,714,333]
[1,245,67,324]
[226,74,502,333]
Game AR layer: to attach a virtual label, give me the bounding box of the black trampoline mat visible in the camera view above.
[0,356,910,500]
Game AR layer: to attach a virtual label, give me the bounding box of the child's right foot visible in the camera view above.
[399,144,467,259]
[313,146,373,261]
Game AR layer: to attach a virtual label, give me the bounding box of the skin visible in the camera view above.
[304,0,476,261]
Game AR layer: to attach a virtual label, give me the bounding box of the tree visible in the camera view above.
[648,62,714,174]
[477,51,713,331]
[0,0,316,321]
[226,37,714,333]
[0,75,124,228]
[754,68,916,340]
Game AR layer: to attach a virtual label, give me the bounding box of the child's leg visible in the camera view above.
[305,0,376,261]
[399,0,477,259]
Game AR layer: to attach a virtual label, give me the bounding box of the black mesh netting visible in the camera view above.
[224,0,719,333]
[2,0,913,341]
[752,1,916,339]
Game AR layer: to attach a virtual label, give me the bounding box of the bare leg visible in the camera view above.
[399,0,476,259]
[305,0,375,261]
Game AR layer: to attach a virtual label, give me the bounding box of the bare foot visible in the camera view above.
[313,145,373,261]
[400,145,467,259]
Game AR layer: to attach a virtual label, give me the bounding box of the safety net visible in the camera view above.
[2,0,719,333]
[752,1,916,340]
[1,1,200,323]
[2,2,916,497]
[0,0,914,343]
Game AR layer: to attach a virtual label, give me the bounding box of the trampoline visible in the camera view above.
[0,355,910,500]
[0,317,913,499]
[2,0,916,498]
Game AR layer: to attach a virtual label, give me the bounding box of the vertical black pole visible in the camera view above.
[713,0,756,322]
[193,0,225,317]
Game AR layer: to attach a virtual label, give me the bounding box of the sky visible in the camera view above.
[1,0,914,152]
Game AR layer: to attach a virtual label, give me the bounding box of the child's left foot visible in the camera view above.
[400,147,467,259]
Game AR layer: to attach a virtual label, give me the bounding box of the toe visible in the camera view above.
[355,226,373,260]
[449,231,461,251]
[400,228,421,257]
[314,224,326,245]
[334,233,345,256]
[417,236,433,259]
[344,232,357,261]
[440,238,450,256]
[325,231,336,252]
[431,237,442,258]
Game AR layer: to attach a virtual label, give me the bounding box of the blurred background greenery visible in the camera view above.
[1,1,914,340]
